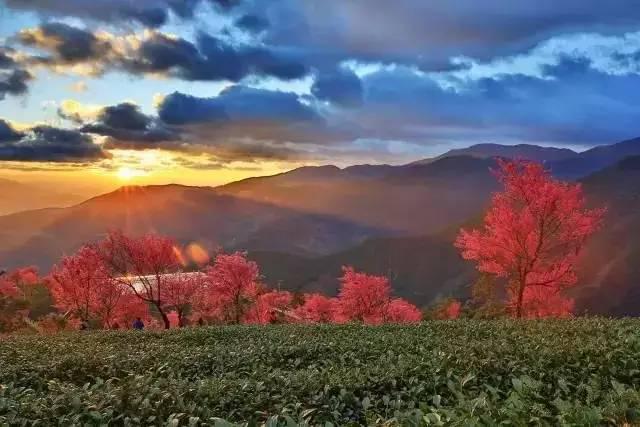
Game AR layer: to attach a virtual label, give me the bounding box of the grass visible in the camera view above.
[2,319,640,425]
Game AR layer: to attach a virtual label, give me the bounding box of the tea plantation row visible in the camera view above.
[2,319,640,425]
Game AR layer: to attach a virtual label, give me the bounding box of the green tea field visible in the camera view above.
[2,320,640,426]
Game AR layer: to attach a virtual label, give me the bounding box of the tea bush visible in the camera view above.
[2,319,640,425]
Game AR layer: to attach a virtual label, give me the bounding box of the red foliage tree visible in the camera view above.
[443,299,462,319]
[518,286,574,319]
[204,252,261,324]
[455,160,605,318]
[336,266,391,324]
[112,293,151,329]
[0,267,39,332]
[294,293,338,323]
[385,298,422,323]
[49,246,124,328]
[164,272,207,327]
[245,290,294,324]
[97,230,182,329]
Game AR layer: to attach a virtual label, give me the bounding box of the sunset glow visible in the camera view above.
[116,166,146,181]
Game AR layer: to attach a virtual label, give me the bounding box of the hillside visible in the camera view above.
[571,155,640,315]
[253,156,640,314]
[409,138,640,180]
[218,156,499,234]
[0,184,385,270]
[411,143,578,165]
[0,178,86,215]
[2,151,640,316]
[0,156,499,270]
[551,137,640,178]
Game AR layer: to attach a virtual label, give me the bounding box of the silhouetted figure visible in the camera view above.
[132,317,144,330]
[197,317,204,327]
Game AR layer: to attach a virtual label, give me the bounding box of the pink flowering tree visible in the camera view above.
[455,159,605,318]
[97,230,182,329]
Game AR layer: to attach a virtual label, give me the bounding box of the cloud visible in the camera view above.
[57,99,103,123]
[159,86,321,125]
[154,86,360,161]
[122,31,308,82]
[355,57,640,145]
[77,102,180,148]
[18,23,112,70]
[0,119,25,142]
[311,68,363,107]
[235,14,269,34]
[256,0,640,67]
[4,0,243,27]
[0,49,17,69]
[0,68,32,99]
[16,25,310,82]
[0,124,109,162]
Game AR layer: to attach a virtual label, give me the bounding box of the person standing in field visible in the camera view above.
[132,317,144,330]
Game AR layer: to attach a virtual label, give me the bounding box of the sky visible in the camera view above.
[1,0,640,190]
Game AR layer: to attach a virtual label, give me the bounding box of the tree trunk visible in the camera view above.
[158,307,171,329]
[516,279,525,319]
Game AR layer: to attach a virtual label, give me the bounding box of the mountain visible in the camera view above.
[0,184,384,270]
[218,156,499,235]
[0,156,499,271]
[409,137,640,180]
[0,178,86,215]
[550,137,640,179]
[570,155,640,315]
[252,156,640,314]
[252,229,474,307]
[411,143,578,165]
[4,149,640,316]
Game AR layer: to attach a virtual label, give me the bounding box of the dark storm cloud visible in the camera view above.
[0,125,109,161]
[235,14,269,33]
[159,86,319,126]
[358,57,640,145]
[123,32,308,82]
[0,119,24,142]
[18,23,111,64]
[156,86,356,156]
[0,69,33,99]
[311,68,363,107]
[4,0,241,28]
[255,0,640,66]
[0,49,16,69]
[17,24,310,82]
[76,103,179,147]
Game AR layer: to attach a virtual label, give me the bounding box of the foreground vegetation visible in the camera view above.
[2,319,640,426]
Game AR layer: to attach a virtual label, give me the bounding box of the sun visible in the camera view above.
[116,166,146,181]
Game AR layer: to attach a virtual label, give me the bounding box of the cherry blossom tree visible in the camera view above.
[164,272,207,327]
[336,266,391,324]
[112,293,151,329]
[294,293,338,323]
[443,300,462,319]
[0,267,39,332]
[48,245,123,328]
[245,290,294,324]
[518,286,574,319]
[204,252,261,324]
[455,159,605,318]
[97,230,181,329]
[385,298,422,323]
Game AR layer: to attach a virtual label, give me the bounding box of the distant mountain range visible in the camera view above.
[2,136,640,315]
[0,178,87,215]
[424,137,640,179]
